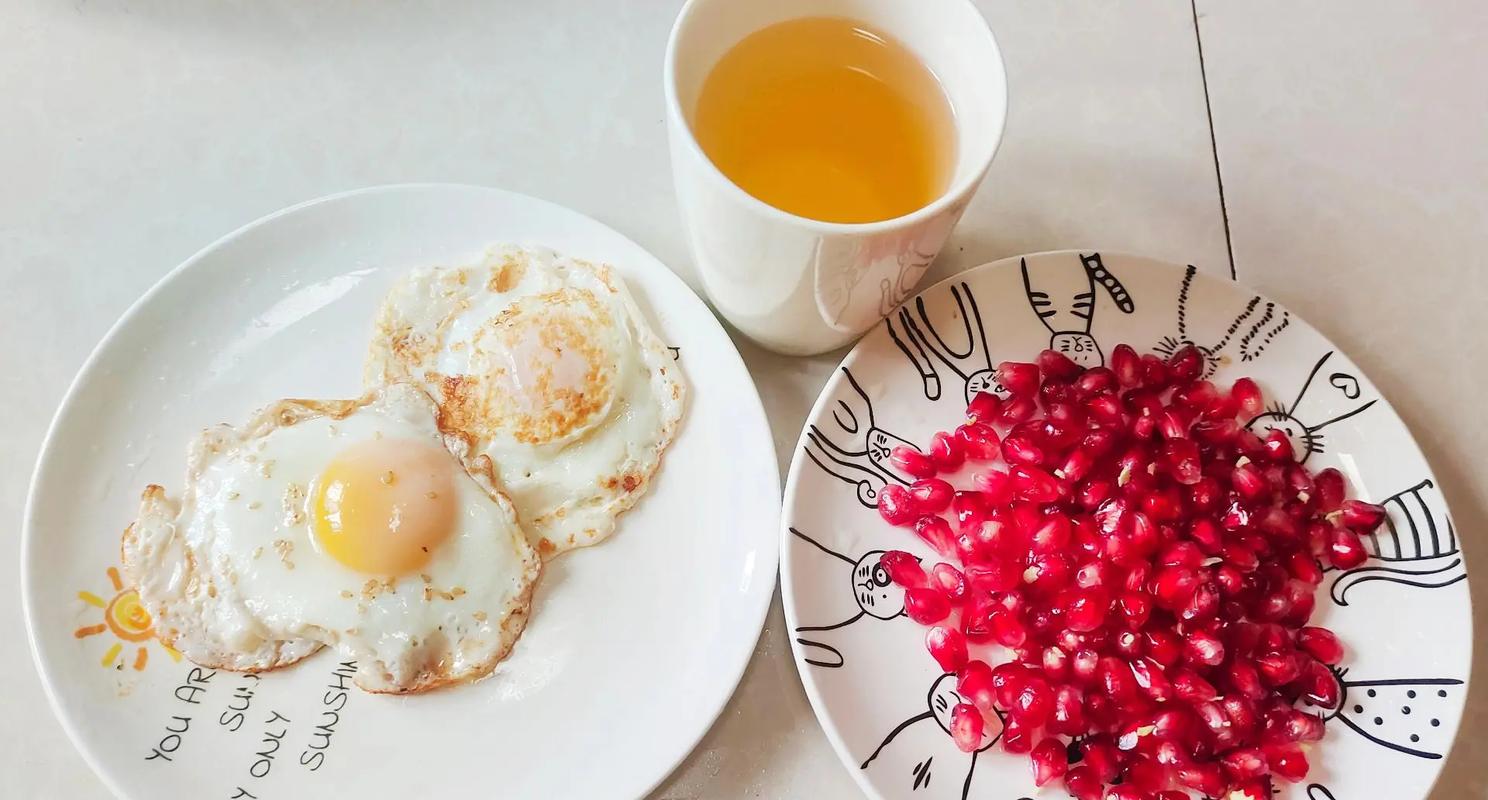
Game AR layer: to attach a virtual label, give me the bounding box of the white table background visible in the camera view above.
[4,1,1484,797]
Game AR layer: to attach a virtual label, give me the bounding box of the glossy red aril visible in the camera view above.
[889,445,937,478]
[877,484,915,526]
[997,361,1041,396]
[878,550,925,587]
[903,587,951,624]
[873,344,1364,797]
[925,626,968,672]
[907,478,954,514]
[949,703,984,752]
[955,422,1002,461]
[965,392,1001,425]
[1030,736,1069,786]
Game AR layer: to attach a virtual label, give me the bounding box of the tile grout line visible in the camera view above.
[1190,0,1237,281]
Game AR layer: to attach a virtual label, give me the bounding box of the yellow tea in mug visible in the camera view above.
[691,16,957,225]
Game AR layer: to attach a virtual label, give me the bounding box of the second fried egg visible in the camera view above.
[365,244,685,557]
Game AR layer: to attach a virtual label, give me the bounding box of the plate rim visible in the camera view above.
[21,182,782,800]
[779,248,1474,800]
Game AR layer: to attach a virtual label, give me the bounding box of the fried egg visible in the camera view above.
[365,244,685,558]
[120,384,541,693]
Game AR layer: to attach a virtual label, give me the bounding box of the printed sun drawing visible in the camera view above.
[74,566,179,671]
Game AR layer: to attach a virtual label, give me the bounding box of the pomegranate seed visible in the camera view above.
[1227,659,1267,700]
[1340,499,1388,531]
[876,484,915,526]
[889,445,936,478]
[1099,656,1138,701]
[1008,676,1054,726]
[1256,651,1303,686]
[1010,464,1062,502]
[925,626,968,672]
[1063,766,1103,800]
[904,587,951,624]
[1222,747,1269,781]
[1124,755,1168,793]
[989,609,1029,648]
[1153,566,1199,610]
[1095,496,1131,535]
[1081,737,1122,782]
[1140,354,1171,389]
[957,660,996,711]
[1087,392,1126,425]
[1194,416,1241,446]
[1167,344,1205,381]
[1177,762,1226,796]
[1050,684,1087,734]
[913,515,957,558]
[1062,588,1110,632]
[1002,433,1047,466]
[1266,742,1309,782]
[997,361,1041,396]
[908,478,954,514]
[1116,591,1153,629]
[997,395,1038,426]
[954,422,1002,461]
[1259,428,1295,462]
[1160,439,1203,485]
[965,391,1001,425]
[1171,667,1217,702]
[970,471,1013,508]
[1029,736,1069,786]
[927,431,966,471]
[1285,709,1327,743]
[931,562,968,603]
[1288,551,1325,585]
[1232,377,1264,416]
[1072,648,1101,685]
[1230,777,1274,800]
[1299,660,1341,709]
[1185,630,1225,666]
[1328,526,1369,569]
[1314,467,1346,511]
[1001,717,1033,753]
[878,550,925,587]
[1057,446,1097,482]
[1298,626,1344,664]
[1029,515,1073,553]
[949,702,985,752]
[1104,784,1149,800]
[1130,658,1173,701]
[1232,459,1269,501]
[1146,629,1184,669]
[1110,344,1141,386]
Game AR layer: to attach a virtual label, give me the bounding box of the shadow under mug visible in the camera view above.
[665,0,1007,356]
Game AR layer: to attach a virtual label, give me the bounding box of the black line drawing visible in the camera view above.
[802,367,918,508]
[861,673,1005,800]
[790,528,906,669]
[879,245,939,320]
[666,346,681,361]
[1308,786,1339,800]
[1331,479,1466,605]
[1243,351,1378,463]
[1312,669,1464,760]
[1020,252,1134,368]
[886,280,995,404]
[1155,264,1292,378]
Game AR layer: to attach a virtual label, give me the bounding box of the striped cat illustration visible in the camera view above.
[887,280,996,404]
[1155,264,1292,378]
[789,528,908,669]
[861,673,1005,799]
[1330,478,1465,605]
[1243,351,1378,463]
[802,367,918,509]
[1311,668,1464,760]
[1019,252,1134,368]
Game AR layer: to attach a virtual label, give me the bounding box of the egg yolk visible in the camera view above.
[311,438,458,574]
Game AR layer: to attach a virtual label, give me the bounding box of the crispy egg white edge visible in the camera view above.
[120,384,543,693]
[364,244,688,559]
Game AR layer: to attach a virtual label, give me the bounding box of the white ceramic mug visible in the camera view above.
[664,0,1007,356]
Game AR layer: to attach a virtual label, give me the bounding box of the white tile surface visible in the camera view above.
[1194,3,1488,798]
[1,0,1244,797]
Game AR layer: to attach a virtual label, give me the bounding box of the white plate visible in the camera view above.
[781,251,1470,800]
[22,184,779,800]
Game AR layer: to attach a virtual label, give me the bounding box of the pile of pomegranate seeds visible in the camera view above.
[877,344,1385,800]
